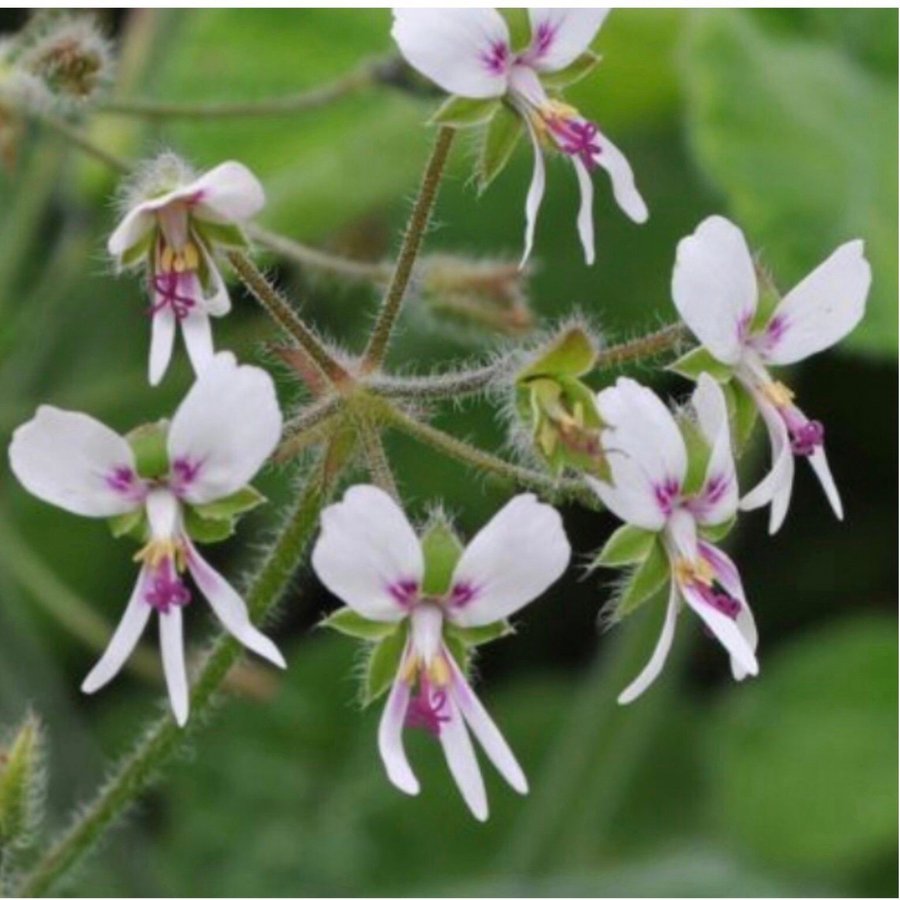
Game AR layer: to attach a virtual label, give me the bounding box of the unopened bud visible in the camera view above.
[0,712,46,853]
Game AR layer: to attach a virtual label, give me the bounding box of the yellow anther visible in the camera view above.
[428,656,450,688]
[160,245,175,273]
[674,556,715,588]
[133,538,187,571]
[543,99,579,120]
[399,652,419,685]
[182,241,200,271]
[762,380,795,408]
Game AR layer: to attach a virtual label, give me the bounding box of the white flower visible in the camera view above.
[672,216,871,533]
[311,486,571,821]
[589,375,759,703]
[391,8,647,266]
[8,353,284,725]
[108,158,265,386]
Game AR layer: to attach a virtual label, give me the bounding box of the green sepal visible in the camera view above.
[611,539,670,622]
[183,507,234,544]
[499,8,531,48]
[430,95,500,129]
[0,712,45,851]
[477,103,523,193]
[108,507,148,543]
[361,625,408,707]
[420,519,463,597]
[191,486,266,521]
[680,415,712,498]
[127,421,170,480]
[120,227,155,268]
[193,219,249,249]
[594,524,658,569]
[445,619,513,648]
[320,608,401,642]
[668,346,734,383]
[519,326,597,382]
[540,51,601,90]
[442,631,471,678]
[699,516,736,543]
[723,380,759,452]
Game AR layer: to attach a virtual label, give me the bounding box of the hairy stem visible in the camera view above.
[595,322,688,370]
[362,126,455,371]
[17,460,337,898]
[356,421,399,499]
[367,360,510,402]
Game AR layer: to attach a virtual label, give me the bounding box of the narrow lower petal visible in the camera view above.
[808,445,843,520]
[180,310,215,378]
[149,306,177,386]
[186,541,285,668]
[446,652,527,794]
[198,246,231,317]
[595,131,648,225]
[520,122,547,268]
[618,579,680,705]
[378,648,419,796]
[572,157,595,266]
[439,694,489,822]
[81,567,153,694]
[159,607,189,726]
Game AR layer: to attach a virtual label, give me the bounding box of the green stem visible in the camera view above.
[31,112,131,174]
[362,126,455,371]
[595,322,687,370]
[17,460,337,898]
[356,421,399,499]
[367,360,508,402]
[226,251,350,386]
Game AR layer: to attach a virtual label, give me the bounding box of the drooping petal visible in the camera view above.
[107,206,155,261]
[148,306,177,386]
[186,541,286,669]
[808,444,843,521]
[81,567,153,694]
[189,161,266,224]
[198,246,231,316]
[617,579,680,705]
[572,156,595,265]
[448,494,570,628]
[525,8,609,71]
[159,606,189,726]
[688,374,738,525]
[446,651,527,794]
[378,650,419,795]
[180,309,215,378]
[595,131,648,225]
[758,240,870,366]
[167,352,282,504]
[311,485,424,623]
[438,693,489,821]
[520,121,547,268]
[672,216,758,365]
[9,406,143,518]
[391,9,511,99]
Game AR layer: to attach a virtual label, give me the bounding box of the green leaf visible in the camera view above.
[668,346,734,383]
[722,380,759,452]
[595,524,658,568]
[445,619,513,648]
[193,219,249,249]
[684,11,898,358]
[477,103,523,193]
[420,519,463,597]
[183,507,235,544]
[540,51,602,90]
[0,712,45,852]
[362,626,407,707]
[191,486,266,521]
[519,326,597,381]
[319,608,400,642]
[430,95,500,129]
[612,539,669,621]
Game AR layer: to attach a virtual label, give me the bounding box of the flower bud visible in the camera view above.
[0,712,46,853]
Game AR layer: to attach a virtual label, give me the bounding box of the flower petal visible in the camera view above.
[167,352,282,504]
[107,207,155,260]
[198,247,231,316]
[595,131,648,225]
[180,308,215,378]
[311,485,424,622]
[808,444,843,521]
[572,156,595,265]
[186,542,285,668]
[149,306,177,387]
[9,406,142,517]
[190,161,266,224]
[378,653,419,796]
[159,606,189,727]
[758,240,870,366]
[672,216,758,365]
[81,568,153,694]
[520,121,547,268]
[618,579,680,705]
[448,494,570,628]
[391,8,511,99]
[526,8,610,71]
[439,693,488,821]
[446,651,527,794]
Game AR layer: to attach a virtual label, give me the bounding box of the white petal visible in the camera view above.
[180,309,215,378]
[190,161,266,224]
[145,488,180,540]
[167,352,282,504]
[378,655,419,795]
[149,306,177,387]
[410,603,444,666]
[391,8,511,99]
[438,693,488,821]
[446,651,527,794]
[672,216,758,365]
[81,568,153,694]
[808,444,843,521]
[311,485,423,622]
[198,247,232,317]
[448,494,570,628]
[572,157,595,266]
[9,406,142,518]
[526,8,609,71]
[159,607,189,727]
[595,131,648,225]
[617,579,680,705]
[759,240,870,366]
[520,121,547,268]
[107,207,155,260]
[186,542,285,668]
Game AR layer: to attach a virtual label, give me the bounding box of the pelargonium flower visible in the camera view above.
[391,8,648,265]
[311,486,570,820]
[671,216,871,533]
[590,375,759,703]
[108,155,265,386]
[8,353,285,725]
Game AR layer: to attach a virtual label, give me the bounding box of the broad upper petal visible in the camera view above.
[526,8,609,71]
[190,161,266,224]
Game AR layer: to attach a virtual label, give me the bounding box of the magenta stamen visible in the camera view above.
[547,117,602,169]
[149,271,197,320]
[144,559,191,614]
[696,579,742,621]
[405,681,450,737]
[388,579,418,607]
[788,419,825,457]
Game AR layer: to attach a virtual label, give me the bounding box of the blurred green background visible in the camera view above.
[0,9,896,897]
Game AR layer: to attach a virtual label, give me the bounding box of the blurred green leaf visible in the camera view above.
[683,11,898,358]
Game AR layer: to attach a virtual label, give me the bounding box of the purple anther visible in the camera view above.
[405,684,450,737]
[547,117,602,169]
[789,419,825,458]
[150,271,197,320]
[696,580,742,621]
[144,560,191,614]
